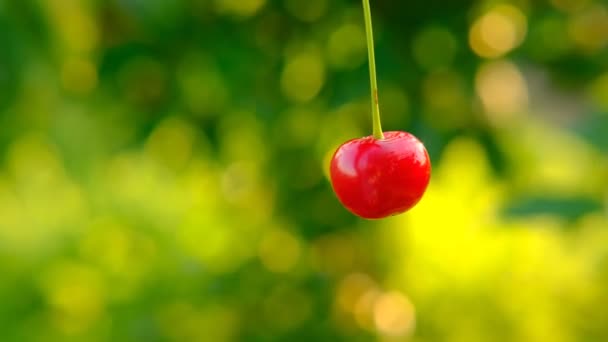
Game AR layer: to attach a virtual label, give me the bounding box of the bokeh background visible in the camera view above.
[0,0,607,341]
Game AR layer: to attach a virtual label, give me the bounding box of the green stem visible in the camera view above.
[362,0,384,140]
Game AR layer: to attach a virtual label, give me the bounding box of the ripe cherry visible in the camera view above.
[328,0,431,219]
[330,131,431,219]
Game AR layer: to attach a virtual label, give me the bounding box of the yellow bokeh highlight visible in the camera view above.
[41,262,105,334]
[0,135,87,253]
[177,215,256,274]
[335,273,378,315]
[377,131,608,340]
[568,4,608,53]
[145,117,195,171]
[215,0,267,18]
[158,302,238,342]
[220,161,266,210]
[216,115,274,220]
[501,120,605,196]
[551,0,591,13]
[588,72,608,111]
[101,140,272,276]
[104,153,188,223]
[354,288,381,331]
[386,138,505,296]
[102,146,266,238]
[220,162,261,206]
[7,134,64,187]
[61,58,98,94]
[277,106,321,148]
[327,24,367,70]
[258,228,301,273]
[79,219,157,300]
[0,177,23,239]
[373,291,416,338]
[469,5,528,58]
[281,51,326,103]
[42,0,99,54]
[219,111,267,163]
[475,60,528,125]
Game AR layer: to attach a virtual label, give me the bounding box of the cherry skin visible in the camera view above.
[329,131,431,219]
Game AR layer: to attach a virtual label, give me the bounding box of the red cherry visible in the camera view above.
[329,131,431,219]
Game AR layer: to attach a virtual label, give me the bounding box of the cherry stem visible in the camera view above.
[363,0,384,140]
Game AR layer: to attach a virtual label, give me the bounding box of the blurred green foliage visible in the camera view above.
[0,0,607,341]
